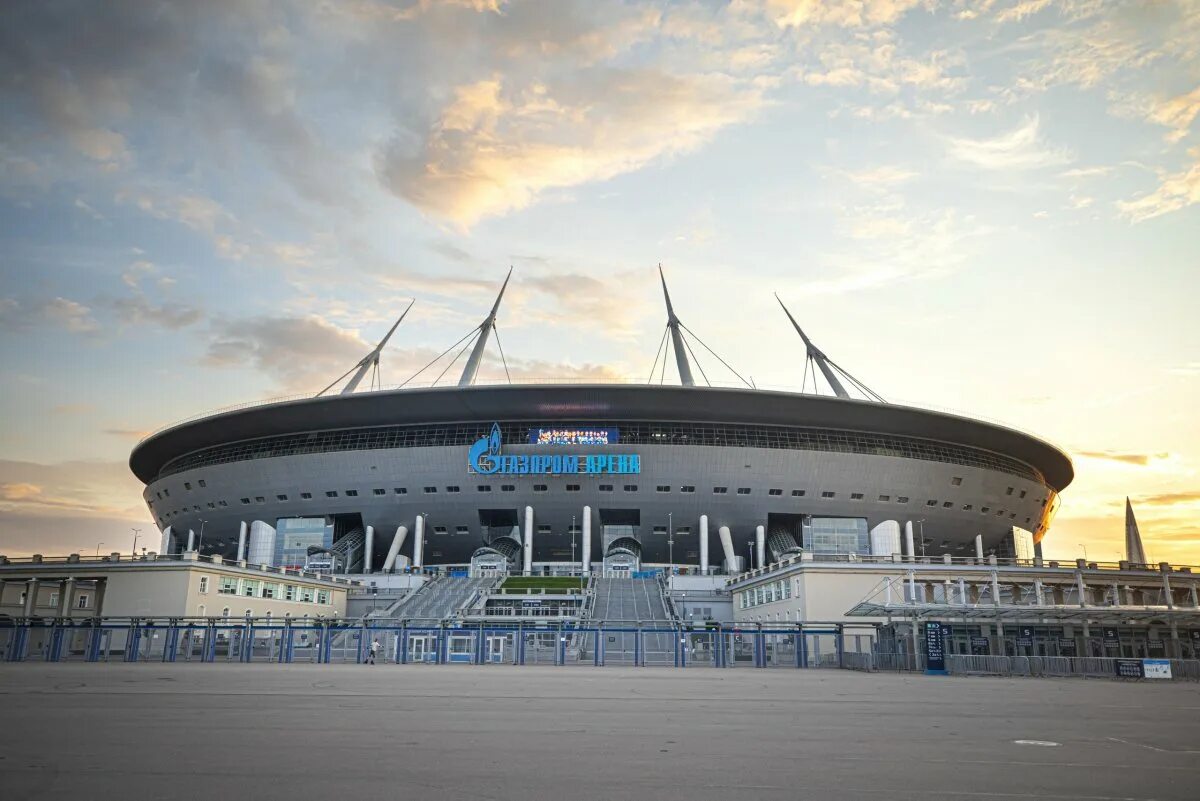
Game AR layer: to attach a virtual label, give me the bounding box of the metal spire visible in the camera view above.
[775,293,885,402]
[458,267,513,387]
[659,264,695,387]
[775,294,849,399]
[1124,497,1149,564]
[317,299,414,396]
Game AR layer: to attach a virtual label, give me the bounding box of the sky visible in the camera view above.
[0,0,1198,563]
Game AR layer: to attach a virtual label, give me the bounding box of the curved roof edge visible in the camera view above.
[129,384,1074,492]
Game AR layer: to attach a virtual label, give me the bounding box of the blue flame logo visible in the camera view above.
[468,423,502,474]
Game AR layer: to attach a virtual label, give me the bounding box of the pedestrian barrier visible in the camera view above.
[945,653,1200,681]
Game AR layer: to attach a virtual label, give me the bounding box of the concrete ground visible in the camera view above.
[1,664,1198,801]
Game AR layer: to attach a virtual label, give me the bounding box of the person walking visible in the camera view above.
[368,637,381,665]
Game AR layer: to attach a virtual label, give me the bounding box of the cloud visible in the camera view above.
[203,314,371,393]
[378,70,766,225]
[1143,85,1200,143]
[103,428,153,440]
[1168,362,1200,376]
[42,297,99,334]
[0,459,147,521]
[945,116,1072,170]
[1117,149,1200,222]
[1135,491,1200,507]
[111,295,204,330]
[1076,450,1171,466]
[767,0,926,29]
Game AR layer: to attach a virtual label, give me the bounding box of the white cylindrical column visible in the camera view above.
[718,525,736,571]
[247,521,277,566]
[186,529,195,552]
[363,525,375,574]
[975,534,984,560]
[413,516,425,568]
[236,521,248,562]
[581,506,592,574]
[523,506,534,575]
[699,515,709,574]
[755,525,765,569]
[160,526,173,555]
[904,521,915,561]
[870,520,902,557]
[383,525,408,572]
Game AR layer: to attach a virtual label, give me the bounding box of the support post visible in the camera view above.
[975,534,984,561]
[413,516,425,569]
[57,578,75,618]
[582,506,592,574]
[364,525,375,574]
[523,506,533,575]
[237,522,248,562]
[904,521,915,562]
[699,514,709,574]
[186,529,195,552]
[755,525,765,569]
[382,525,408,572]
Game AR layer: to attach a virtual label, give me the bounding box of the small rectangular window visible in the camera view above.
[456,526,470,535]
[896,496,909,503]
[850,492,864,500]
[680,485,695,493]
[566,484,580,492]
[300,492,312,500]
[423,487,437,494]
[878,495,890,502]
[276,494,288,502]
[345,489,358,497]
[792,489,805,497]
[198,576,209,594]
[538,525,552,535]
[394,487,407,495]
[943,501,953,508]
[501,485,515,492]
[433,526,448,534]
[373,488,386,496]
[163,489,169,497]
[656,485,670,493]
[198,480,207,488]
[981,506,990,513]
[962,504,973,511]
[477,485,492,492]
[1009,512,1017,519]
[317,590,329,605]
[207,502,215,509]
[534,484,548,492]
[768,488,782,496]
[1006,487,1014,496]
[325,491,338,498]
[285,585,296,601]
[599,484,613,492]
[623,484,638,492]
[446,486,460,493]
[713,487,727,494]
[254,496,265,503]
[951,477,963,486]
[76,594,89,609]
[737,488,751,495]
[1019,490,1027,499]
[926,499,937,506]
[821,491,835,499]
[241,497,251,505]
[184,482,192,490]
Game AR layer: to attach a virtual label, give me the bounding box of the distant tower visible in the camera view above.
[1124,497,1149,564]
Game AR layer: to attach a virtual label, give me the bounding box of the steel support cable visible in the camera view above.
[678,322,753,388]
[491,324,512,384]
[646,325,670,384]
[432,329,480,386]
[399,327,480,388]
[824,356,885,402]
[316,363,359,397]
[680,330,712,387]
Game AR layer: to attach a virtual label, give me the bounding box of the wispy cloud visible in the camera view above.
[945,115,1072,170]
[1076,450,1172,467]
[1118,148,1200,222]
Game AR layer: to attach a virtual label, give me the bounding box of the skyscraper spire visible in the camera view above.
[1125,497,1149,564]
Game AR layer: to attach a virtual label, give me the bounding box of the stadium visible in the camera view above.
[129,269,1073,576]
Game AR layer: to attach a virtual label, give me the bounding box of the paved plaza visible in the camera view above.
[1,664,1198,800]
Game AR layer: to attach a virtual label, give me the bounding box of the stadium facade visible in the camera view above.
[129,270,1073,576]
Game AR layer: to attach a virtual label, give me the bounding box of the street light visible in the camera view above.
[95,542,105,557]
[1078,543,1088,561]
[570,514,577,575]
[197,519,207,553]
[131,528,141,556]
[917,519,926,558]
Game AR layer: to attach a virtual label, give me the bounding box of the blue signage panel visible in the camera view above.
[470,423,640,476]
[924,621,947,675]
[529,427,619,446]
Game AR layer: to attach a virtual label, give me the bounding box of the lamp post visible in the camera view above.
[1078,543,1088,562]
[95,542,105,557]
[667,512,674,572]
[131,528,141,556]
[917,519,926,558]
[570,514,577,575]
[196,519,207,553]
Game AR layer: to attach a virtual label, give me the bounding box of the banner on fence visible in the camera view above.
[1114,658,1144,678]
[1143,659,1172,679]
[970,636,989,655]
